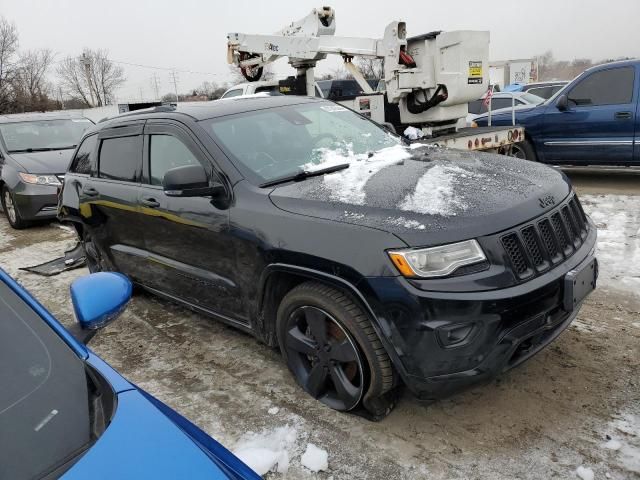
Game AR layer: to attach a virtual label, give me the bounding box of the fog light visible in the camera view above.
[436,323,476,348]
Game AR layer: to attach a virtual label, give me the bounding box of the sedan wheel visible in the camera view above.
[4,189,16,223]
[1,186,27,229]
[284,306,364,411]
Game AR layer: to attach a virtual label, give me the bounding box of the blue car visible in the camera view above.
[0,268,260,480]
[475,60,640,166]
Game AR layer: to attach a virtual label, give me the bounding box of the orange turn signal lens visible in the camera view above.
[388,252,416,277]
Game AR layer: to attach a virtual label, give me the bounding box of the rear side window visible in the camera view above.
[255,86,278,94]
[149,135,200,186]
[468,99,484,114]
[222,89,243,99]
[98,136,142,182]
[527,86,553,99]
[69,134,97,174]
[568,67,635,106]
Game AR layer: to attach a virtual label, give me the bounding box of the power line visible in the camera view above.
[51,55,226,77]
[170,70,180,103]
[151,73,161,100]
[111,59,225,76]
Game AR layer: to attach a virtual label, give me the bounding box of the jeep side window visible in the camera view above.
[568,67,635,106]
[149,135,200,186]
[98,135,142,182]
[69,134,97,175]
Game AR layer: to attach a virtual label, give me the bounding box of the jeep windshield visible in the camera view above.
[0,280,94,479]
[0,119,93,153]
[202,102,403,185]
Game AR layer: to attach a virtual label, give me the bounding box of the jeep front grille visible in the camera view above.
[500,194,589,280]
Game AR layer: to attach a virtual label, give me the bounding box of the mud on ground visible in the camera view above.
[0,167,638,479]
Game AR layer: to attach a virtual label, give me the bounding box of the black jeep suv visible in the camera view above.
[59,96,597,419]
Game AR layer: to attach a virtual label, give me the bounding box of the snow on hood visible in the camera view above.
[306,144,412,205]
[269,145,572,246]
[399,164,470,216]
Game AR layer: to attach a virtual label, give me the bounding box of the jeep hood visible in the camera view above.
[9,149,74,174]
[269,146,571,247]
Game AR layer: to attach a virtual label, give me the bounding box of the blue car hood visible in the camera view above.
[63,389,235,479]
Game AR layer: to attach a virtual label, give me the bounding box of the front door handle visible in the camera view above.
[140,196,160,208]
[82,186,99,197]
[615,111,632,120]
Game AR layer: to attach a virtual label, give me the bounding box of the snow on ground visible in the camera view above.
[602,412,640,475]
[575,465,594,480]
[232,425,297,475]
[580,194,640,295]
[399,164,468,216]
[300,443,329,473]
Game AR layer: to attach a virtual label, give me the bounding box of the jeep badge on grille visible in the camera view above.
[539,195,556,208]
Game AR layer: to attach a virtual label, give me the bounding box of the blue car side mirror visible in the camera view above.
[70,272,132,343]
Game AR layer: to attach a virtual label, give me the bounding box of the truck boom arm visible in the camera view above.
[227,7,490,128]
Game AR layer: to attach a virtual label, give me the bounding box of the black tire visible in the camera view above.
[511,139,537,161]
[1,185,28,229]
[277,281,396,419]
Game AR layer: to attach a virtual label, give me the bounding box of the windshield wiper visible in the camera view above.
[260,163,350,188]
[8,145,76,153]
[8,147,55,153]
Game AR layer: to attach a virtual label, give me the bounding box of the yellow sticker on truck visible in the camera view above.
[468,61,483,77]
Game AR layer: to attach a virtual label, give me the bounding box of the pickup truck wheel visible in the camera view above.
[1,185,28,229]
[277,281,396,419]
[511,140,537,161]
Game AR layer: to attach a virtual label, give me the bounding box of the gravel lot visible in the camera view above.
[1,167,638,479]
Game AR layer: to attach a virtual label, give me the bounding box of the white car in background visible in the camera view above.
[466,91,545,126]
[219,81,282,99]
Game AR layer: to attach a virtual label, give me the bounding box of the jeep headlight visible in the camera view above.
[388,240,486,278]
[18,172,61,186]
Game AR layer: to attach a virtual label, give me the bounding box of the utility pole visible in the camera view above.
[170,70,179,104]
[151,73,161,100]
[80,53,96,107]
[139,86,144,102]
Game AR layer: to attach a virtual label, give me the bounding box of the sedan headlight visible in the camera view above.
[18,172,61,186]
[388,239,486,278]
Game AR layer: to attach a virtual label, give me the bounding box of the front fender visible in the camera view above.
[256,263,410,380]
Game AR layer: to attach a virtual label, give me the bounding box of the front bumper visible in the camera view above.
[12,182,60,220]
[359,221,597,401]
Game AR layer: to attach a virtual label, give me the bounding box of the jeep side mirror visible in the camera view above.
[163,164,224,198]
[556,94,568,111]
[70,272,132,343]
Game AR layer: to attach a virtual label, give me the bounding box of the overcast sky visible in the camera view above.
[3,0,640,101]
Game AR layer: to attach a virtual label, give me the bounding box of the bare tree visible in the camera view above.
[12,49,53,111]
[0,17,19,112]
[57,49,125,107]
[355,57,384,80]
[196,81,227,100]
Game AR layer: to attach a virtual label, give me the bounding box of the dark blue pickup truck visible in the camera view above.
[475,60,640,166]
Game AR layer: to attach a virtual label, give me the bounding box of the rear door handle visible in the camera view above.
[82,186,99,197]
[140,196,160,208]
[615,111,632,119]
